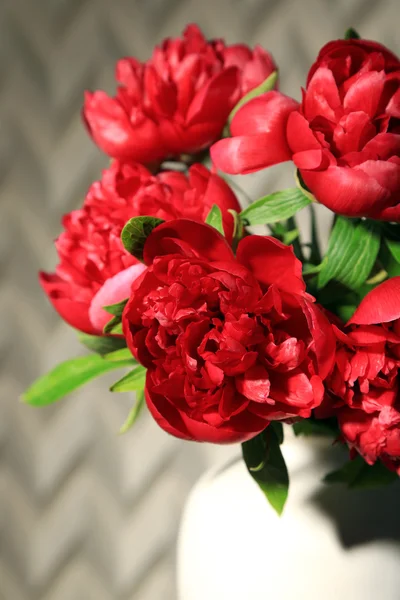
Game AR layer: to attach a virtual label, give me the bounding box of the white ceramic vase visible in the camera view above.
[177,429,400,600]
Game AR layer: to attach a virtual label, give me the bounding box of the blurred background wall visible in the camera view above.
[0,0,398,598]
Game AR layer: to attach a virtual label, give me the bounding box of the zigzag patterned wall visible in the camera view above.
[0,0,398,598]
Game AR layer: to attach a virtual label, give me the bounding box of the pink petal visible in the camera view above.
[89,263,146,332]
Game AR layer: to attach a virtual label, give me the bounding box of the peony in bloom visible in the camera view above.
[122,220,335,444]
[83,24,276,165]
[211,38,400,220]
[40,163,240,336]
[326,277,400,472]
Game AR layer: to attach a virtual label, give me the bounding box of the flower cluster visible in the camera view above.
[84,24,276,166]
[123,220,334,442]
[212,39,400,220]
[40,161,240,335]
[28,24,400,505]
[325,278,400,474]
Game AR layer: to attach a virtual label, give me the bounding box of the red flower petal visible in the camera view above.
[210,91,299,174]
[236,235,306,296]
[343,71,386,118]
[230,91,299,138]
[83,91,164,163]
[307,39,400,85]
[211,133,287,174]
[300,164,390,217]
[39,272,95,335]
[363,133,400,160]
[187,67,239,125]
[301,300,336,380]
[355,160,400,193]
[348,277,400,325]
[190,164,240,242]
[269,370,316,409]
[143,219,235,265]
[236,365,271,403]
[145,382,265,444]
[304,67,341,122]
[287,111,322,154]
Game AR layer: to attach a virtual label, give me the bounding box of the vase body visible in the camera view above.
[177,430,400,600]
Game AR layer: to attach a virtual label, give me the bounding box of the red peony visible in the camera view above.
[83,24,276,165]
[122,220,335,444]
[211,38,400,220]
[326,277,400,472]
[40,163,240,336]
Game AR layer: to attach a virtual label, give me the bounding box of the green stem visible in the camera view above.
[308,204,322,264]
[287,216,304,262]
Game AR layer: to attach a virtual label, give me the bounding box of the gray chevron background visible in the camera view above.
[0,0,399,598]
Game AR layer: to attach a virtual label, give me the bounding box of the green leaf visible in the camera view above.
[228,71,278,123]
[317,217,353,288]
[383,224,400,264]
[366,268,388,286]
[295,169,316,202]
[103,298,128,317]
[339,221,381,289]
[379,241,400,278]
[318,218,381,290]
[104,348,135,362]
[271,422,284,445]
[22,355,134,407]
[345,27,360,40]
[302,262,324,276]
[282,228,299,245]
[286,216,303,261]
[242,426,289,515]
[240,188,311,226]
[78,332,127,355]
[205,204,225,236]
[119,390,145,434]
[228,208,244,238]
[110,365,147,392]
[324,455,398,489]
[335,304,358,323]
[385,237,400,264]
[121,216,164,261]
[103,316,123,335]
[102,299,128,335]
[308,204,321,264]
[293,417,339,438]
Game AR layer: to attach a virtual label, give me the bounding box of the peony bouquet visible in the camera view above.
[24,25,400,514]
